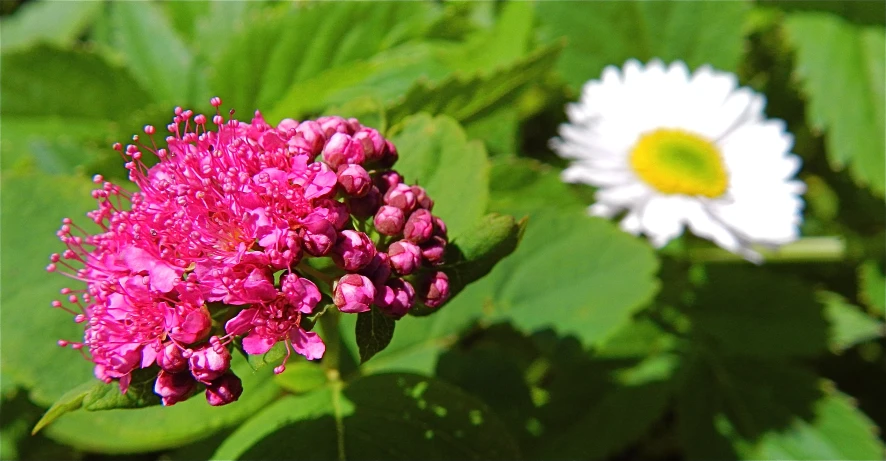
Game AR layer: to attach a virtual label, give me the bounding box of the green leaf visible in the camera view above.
[104,2,196,105]
[536,1,749,91]
[385,43,562,127]
[245,341,287,372]
[355,307,396,363]
[43,355,281,454]
[465,210,660,348]
[31,382,94,435]
[0,1,101,52]
[858,260,886,314]
[684,266,829,358]
[273,361,328,395]
[389,114,489,238]
[488,157,587,218]
[0,172,101,405]
[213,374,521,460]
[81,369,162,411]
[820,291,884,352]
[785,13,886,196]
[442,213,525,300]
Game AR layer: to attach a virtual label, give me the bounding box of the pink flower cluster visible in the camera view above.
[48,98,451,407]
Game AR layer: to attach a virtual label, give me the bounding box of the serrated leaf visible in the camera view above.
[356,307,396,364]
[105,2,196,105]
[442,213,525,300]
[42,355,281,454]
[785,13,886,196]
[820,291,884,352]
[82,369,162,411]
[0,0,101,52]
[212,374,521,460]
[385,43,562,126]
[537,1,749,91]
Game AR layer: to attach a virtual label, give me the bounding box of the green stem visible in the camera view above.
[688,236,846,263]
[318,307,342,383]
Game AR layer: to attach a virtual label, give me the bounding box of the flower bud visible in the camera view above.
[189,342,232,384]
[379,140,398,168]
[360,253,391,288]
[403,209,434,244]
[317,116,354,137]
[433,216,448,238]
[347,186,381,218]
[333,274,376,313]
[354,128,386,162]
[315,198,350,230]
[157,342,188,373]
[388,240,422,276]
[375,279,415,319]
[154,370,197,406]
[300,216,337,256]
[373,205,405,236]
[205,372,243,406]
[337,164,371,197]
[384,183,416,212]
[291,120,326,155]
[418,271,450,308]
[421,235,447,266]
[331,230,376,272]
[375,171,401,195]
[322,133,365,170]
[411,185,434,210]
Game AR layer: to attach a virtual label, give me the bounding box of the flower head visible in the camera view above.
[551,59,805,261]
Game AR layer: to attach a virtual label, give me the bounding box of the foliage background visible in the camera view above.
[0,0,884,460]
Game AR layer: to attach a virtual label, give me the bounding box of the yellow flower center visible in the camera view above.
[629,129,729,198]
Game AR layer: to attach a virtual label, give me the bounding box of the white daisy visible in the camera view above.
[551,59,805,262]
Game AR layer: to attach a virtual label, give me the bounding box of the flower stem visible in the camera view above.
[318,307,341,383]
[688,236,846,263]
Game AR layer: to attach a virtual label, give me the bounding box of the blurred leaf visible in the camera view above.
[762,0,886,26]
[385,43,562,127]
[785,13,886,196]
[356,307,396,363]
[43,355,281,454]
[684,266,829,358]
[858,260,886,314]
[820,291,884,352]
[488,157,587,218]
[390,114,489,238]
[537,1,749,91]
[212,2,438,113]
[273,361,327,395]
[213,373,520,460]
[0,172,99,404]
[464,106,519,155]
[104,2,196,105]
[0,1,101,52]
[464,210,660,348]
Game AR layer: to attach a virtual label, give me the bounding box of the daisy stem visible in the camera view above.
[318,308,342,383]
[688,236,846,263]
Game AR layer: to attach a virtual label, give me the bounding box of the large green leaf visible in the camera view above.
[213,374,521,460]
[211,1,438,113]
[43,355,281,454]
[389,114,489,239]
[0,172,101,404]
[536,1,750,91]
[820,291,884,352]
[487,157,587,218]
[785,12,886,196]
[104,2,197,105]
[0,0,101,52]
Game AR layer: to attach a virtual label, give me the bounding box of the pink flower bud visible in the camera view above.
[418,271,450,308]
[388,240,422,276]
[333,274,376,313]
[317,116,354,137]
[189,342,231,384]
[205,372,243,406]
[384,183,416,212]
[354,128,386,162]
[433,216,448,239]
[360,253,391,288]
[411,185,434,210]
[331,230,377,272]
[154,370,196,406]
[373,205,405,236]
[421,236,447,265]
[347,186,381,218]
[337,164,371,197]
[300,216,337,256]
[315,198,350,230]
[281,273,321,314]
[403,209,434,244]
[375,279,415,319]
[157,342,188,373]
[380,140,398,168]
[291,121,326,155]
[375,171,401,195]
[322,133,364,170]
